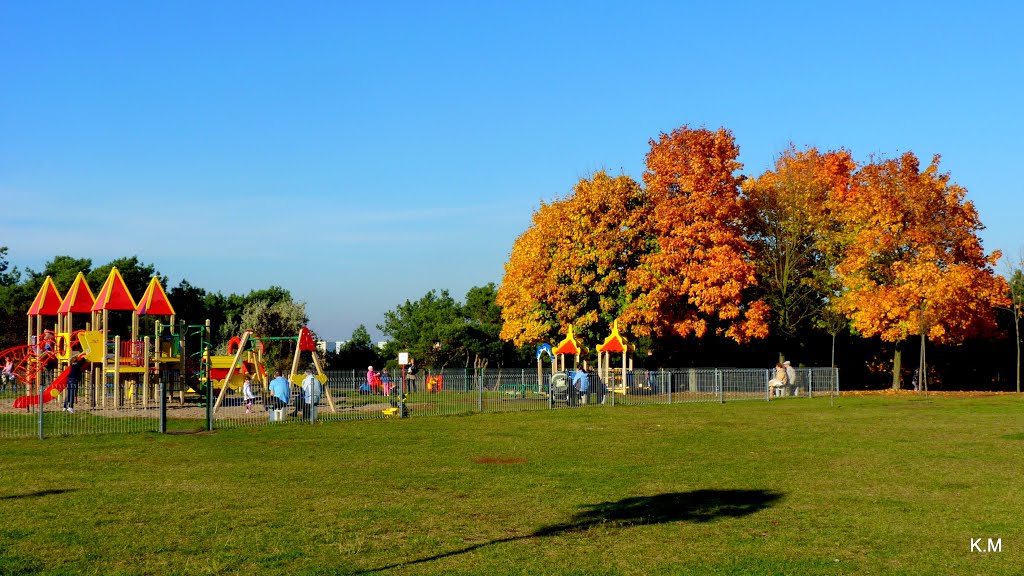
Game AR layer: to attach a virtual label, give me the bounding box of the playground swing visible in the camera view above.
[211,327,335,416]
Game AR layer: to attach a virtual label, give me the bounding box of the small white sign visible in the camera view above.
[398,352,409,365]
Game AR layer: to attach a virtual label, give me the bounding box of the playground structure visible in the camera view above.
[534,321,643,399]
[8,268,185,410]
[5,269,338,416]
[210,326,335,414]
[595,321,634,395]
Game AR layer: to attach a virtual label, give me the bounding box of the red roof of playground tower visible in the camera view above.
[135,277,176,316]
[92,267,137,312]
[596,320,631,354]
[553,325,582,356]
[27,276,63,316]
[58,272,96,314]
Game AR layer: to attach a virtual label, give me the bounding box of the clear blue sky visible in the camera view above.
[3,1,1021,341]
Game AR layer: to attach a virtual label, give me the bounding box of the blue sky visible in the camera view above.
[3,1,1022,341]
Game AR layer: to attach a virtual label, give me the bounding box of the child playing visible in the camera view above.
[243,377,257,413]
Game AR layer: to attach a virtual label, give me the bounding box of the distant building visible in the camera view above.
[334,341,345,353]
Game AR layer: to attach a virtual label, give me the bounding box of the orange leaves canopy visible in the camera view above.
[621,126,768,343]
[831,152,1007,343]
[497,171,651,347]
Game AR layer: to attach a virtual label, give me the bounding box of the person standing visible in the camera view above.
[300,368,323,421]
[63,354,87,413]
[380,368,393,396]
[366,365,376,393]
[243,377,257,414]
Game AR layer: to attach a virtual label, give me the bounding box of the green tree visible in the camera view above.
[462,283,516,369]
[379,290,465,368]
[743,146,855,351]
[168,279,208,325]
[0,247,26,349]
[329,324,383,370]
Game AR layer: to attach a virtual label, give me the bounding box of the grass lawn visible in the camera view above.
[1,395,1022,575]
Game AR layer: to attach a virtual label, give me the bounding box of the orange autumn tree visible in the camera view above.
[497,171,652,347]
[622,126,769,342]
[830,152,1008,388]
[743,145,856,344]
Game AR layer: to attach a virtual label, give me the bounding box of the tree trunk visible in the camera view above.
[1015,305,1021,393]
[892,342,902,390]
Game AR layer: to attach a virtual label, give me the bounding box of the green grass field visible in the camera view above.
[1,395,1022,575]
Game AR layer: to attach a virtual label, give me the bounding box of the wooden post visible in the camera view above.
[289,337,302,383]
[309,348,336,413]
[622,350,627,393]
[212,331,250,413]
[143,336,150,407]
[113,335,121,408]
[131,312,138,348]
[101,310,108,409]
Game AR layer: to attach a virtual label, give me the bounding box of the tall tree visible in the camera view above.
[379,289,465,367]
[462,283,516,369]
[168,279,208,326]
[497,171,651,347]
[0,247,26,349]
[743,145,856,348]
[1001,254,1024,393]
[830,152,1007,388]
[622,126,769,343]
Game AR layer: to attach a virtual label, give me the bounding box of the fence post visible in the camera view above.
[808,369,813,398]
[477,370,483,413]
[159,377,167,434]
[610,371,615,407]
[667,370,672,405]
[206,352,213,432]
[717,369,724,404]
[765,369,770,402]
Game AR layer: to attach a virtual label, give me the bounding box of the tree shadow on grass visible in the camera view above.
[0,488,76,501]
[358,488,783,574]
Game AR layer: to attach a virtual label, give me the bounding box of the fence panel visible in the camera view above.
[606,369,669,407]
[0,372,37,438]
[0,368,163,439]
[3,365,839,439]
[721,368,769,402]
[660,369,723,403]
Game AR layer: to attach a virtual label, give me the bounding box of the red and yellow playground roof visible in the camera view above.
[135,277,176,316]
[58,272,96,314]
[92,267,137,312]
[596,320,633,354]
[27,276,63,316]
[553,325,583,356]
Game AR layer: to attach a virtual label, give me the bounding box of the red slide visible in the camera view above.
[13,364,72,409]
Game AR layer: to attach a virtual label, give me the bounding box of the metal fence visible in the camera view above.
[1,367,838,439]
